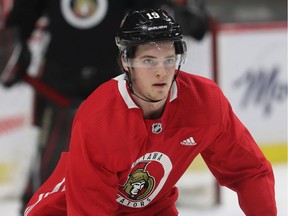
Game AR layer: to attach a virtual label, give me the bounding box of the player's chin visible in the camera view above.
[152,92,169,101]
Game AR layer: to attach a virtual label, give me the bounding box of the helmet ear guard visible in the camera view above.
[174,40,187,65]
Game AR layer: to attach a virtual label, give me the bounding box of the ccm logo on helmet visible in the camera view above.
[148,25,168,31]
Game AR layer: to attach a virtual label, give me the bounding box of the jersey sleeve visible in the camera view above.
[65,120,119,216]
[201,88,277,216]
[24,152,67,216]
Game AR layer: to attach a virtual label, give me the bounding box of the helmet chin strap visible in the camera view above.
[130,87,164,103]
[125,65,181,104]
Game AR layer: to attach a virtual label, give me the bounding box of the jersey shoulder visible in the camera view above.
[70,75,145,172]
[177,70,219,90]
[75,75,128,121]
[176,71,227,125]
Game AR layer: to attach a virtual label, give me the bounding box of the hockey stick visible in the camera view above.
[22,74,71,107]
[1,62,71,106]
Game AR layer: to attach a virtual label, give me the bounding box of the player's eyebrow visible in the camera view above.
[138,55,175,59]
[139,55,157,59]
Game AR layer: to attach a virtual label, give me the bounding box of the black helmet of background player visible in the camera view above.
[115,8,187,70]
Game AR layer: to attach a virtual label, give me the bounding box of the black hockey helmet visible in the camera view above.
[115,8,186,57]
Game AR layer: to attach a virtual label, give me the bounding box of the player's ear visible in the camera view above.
[117,52,128,73]
[120,54,129,72]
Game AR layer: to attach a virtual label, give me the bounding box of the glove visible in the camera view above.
[0,27,31,87]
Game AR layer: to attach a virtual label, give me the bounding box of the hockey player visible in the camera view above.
[23,8,276,216]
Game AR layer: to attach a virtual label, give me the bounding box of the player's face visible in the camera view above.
[127,41,177,102]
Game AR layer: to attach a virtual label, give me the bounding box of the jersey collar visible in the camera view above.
[114,74,178,109]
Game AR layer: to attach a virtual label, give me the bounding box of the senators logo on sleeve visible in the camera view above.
[117,152,173,208]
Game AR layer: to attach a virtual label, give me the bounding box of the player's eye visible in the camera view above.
[165,58,175,65]
[143,58,156,66]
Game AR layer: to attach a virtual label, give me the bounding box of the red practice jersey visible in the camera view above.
[24,71,276,216]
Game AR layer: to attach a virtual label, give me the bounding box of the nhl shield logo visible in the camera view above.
[152,123,162,134]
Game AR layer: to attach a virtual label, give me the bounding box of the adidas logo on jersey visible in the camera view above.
[180,137,197,146]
